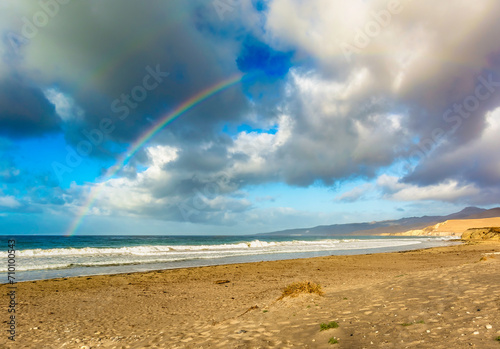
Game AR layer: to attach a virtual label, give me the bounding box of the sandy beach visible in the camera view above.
[2,241,500,348]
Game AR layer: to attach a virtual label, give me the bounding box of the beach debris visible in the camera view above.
[214,279,230,284]
[486,324,492,329]
[239,305,259,317]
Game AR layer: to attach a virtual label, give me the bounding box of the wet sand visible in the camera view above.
[1,241,499,348]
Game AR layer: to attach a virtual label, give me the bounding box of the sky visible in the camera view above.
[1,0,500,235]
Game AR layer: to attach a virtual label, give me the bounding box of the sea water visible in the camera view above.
[0,235,459,282]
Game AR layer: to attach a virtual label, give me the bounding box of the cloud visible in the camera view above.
[2,1,253,147]
[377,174,480,202]
[336,183,374,202]
[255,195,276,203]
[262,0,500,197]
[269,69,407,186]
[78,144,252,224]
[402,107,500,188]
[0,75,60,137]
[265,0,500,141]
[0,158,20,183]
[44,88,84,122]
[0,195,21,208]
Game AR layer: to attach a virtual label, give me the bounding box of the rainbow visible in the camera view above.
[65,73,244,236]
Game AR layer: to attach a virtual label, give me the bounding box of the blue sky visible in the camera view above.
[1,0,500,235]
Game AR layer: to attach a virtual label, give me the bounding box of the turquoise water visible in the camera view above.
[0,235,459,282]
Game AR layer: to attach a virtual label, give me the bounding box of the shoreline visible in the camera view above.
[2,242,456,285]
[9,241,462,285]
[2,236,460,283]
[1,241,499,348]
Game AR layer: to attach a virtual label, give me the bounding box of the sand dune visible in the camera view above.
[384,217,500,237]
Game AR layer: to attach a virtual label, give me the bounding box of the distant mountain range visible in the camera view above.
[259,207,499,236]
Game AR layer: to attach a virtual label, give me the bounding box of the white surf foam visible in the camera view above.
[0,238,430,273]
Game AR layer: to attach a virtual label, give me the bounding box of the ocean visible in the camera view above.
[0,235,459,282]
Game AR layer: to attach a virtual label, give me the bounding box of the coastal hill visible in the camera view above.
[460,207,500,219]
[259,207,500,237]
[382,217,500,237]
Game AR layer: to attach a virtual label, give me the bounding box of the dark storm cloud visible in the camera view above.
[402,107,500,189]
[0,75,60,137]
[172,140,232,174]
[398,67,500,190]
[4,0,252,148]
